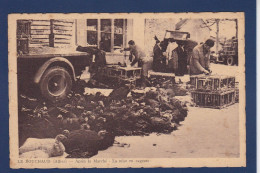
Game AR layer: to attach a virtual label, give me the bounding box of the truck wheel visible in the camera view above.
[40,66,72,102]
[226,56,234,66]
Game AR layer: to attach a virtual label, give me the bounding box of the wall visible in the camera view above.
[178,19,210,44]
[132,18,145,50]
[126,19,134,46]
[144,18,178,56]
[76,19,87,46]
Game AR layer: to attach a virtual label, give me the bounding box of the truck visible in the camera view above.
[17,48,92,102]
[16,20,93,102]
[214,37,238,66]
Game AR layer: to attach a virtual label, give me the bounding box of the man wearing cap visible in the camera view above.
[189,39,215,75]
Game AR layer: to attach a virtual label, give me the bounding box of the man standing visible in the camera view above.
[121,40,148,87]
[165,39,177,66]
[189,39,215,75]
[121,40,146,67]
[152,41,166,72]
[171,40,188,76]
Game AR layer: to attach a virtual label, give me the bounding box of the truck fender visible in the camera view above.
[34,57,76,84]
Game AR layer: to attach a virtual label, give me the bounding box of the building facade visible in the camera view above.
[17,18,213,64]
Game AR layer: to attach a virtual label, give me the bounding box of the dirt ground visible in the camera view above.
[93,102,239,158]
[18,63,241,159]
[92,63,241,158]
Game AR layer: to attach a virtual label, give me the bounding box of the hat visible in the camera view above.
[205,39,215,47]
[128,40,135,45]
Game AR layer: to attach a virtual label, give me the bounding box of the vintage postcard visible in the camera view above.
[9,12,246,168]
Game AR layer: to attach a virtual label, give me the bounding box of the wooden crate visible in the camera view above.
[148,71,176,86]
[190,74,235,91]
[118,67,142,79]
[102,66,142,80]
[97,66,142,88]
[235,82,239,103]
[191,89,236,109]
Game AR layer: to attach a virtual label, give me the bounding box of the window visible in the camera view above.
[114,19,124,49]
[86,19,98,46]
[100,19,112,52]
[86,19,127,52]
[17,20,31,38]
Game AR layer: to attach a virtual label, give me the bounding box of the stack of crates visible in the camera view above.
[190,74,236,109]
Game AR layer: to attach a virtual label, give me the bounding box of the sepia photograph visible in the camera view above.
[8,12,246,168]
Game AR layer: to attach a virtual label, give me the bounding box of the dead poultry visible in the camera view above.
[104,84,133,105]
[62,124,114,158]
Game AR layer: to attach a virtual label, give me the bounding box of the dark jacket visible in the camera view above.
[169,46,188,75]
[152,44,166,72]
[175,46,188,76]
[77,46,106,73]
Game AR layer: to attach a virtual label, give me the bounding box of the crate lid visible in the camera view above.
[190,74,235,79]
[148,70,175,77]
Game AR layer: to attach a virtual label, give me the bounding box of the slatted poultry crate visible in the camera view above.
[102,66,142,79]
[190,74,235,91]
[191,89,236,109]
[118,67,142,79]
[190,74,237,109]
[98,66,142,87]
[148,71,176,87]
[235,82,239,103]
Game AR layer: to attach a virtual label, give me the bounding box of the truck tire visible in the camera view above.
[40,66,72,102]
[226,56,234,66]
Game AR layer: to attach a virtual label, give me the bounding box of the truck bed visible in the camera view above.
[18,46,89,58]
